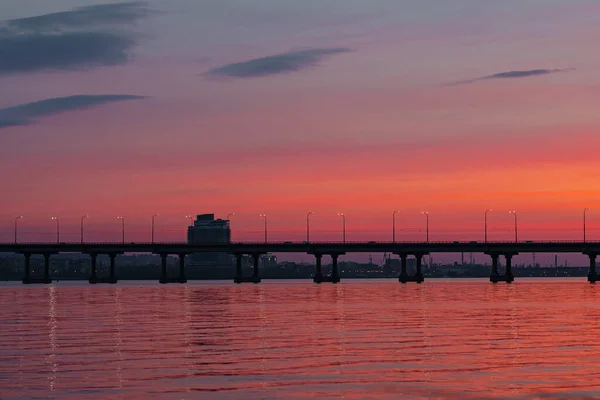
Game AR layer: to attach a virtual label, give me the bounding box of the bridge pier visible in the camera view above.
[89,253,119,284]
[397,253,425,283]
[88,253,98,283]
[108,254,117,283]
[234,253,262,283]
[23,253,53,284]
[158,253,187,283]
[488,253,515,283]
[587,254,597,283]
[313,254,323,283]
[159,253,168,283]
[21,253,51,284]
[312,253,342,283]
[21,253,31,284]
[178,254,187,283]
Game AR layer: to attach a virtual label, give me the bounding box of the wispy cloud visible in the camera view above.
[0,2,150,75]
[450,68,573,85]
[0,94,145,128]
[5,2,149,32]
[206,48,351,78]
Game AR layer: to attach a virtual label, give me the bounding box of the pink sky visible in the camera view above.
[1,1,600,264]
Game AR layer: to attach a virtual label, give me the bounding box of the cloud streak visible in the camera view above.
[450,68,573,85]
[5,2,149,32]
[0,2,150,75]
[206,48,351,78]
[0,94,145,128]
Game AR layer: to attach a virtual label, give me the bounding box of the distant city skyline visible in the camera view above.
[2,1,600,268]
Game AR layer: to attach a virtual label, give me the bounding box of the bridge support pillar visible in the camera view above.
[331,254,340,283]
[398,253,424,283]
[415,254,424,283]
[234,253,244,283]
[108,254,117,284]
[588,254,597,283]
[398,254,408,282]
[21,253,31,284]
[251,253,261,283]
[490,254,499,283]
[88,254,98,284]
[313,254,323,283]
[504,254,514,283]
[178,254,187,283]
[42,254,52,284]
[159,253,168,284]
[487,253,515,283]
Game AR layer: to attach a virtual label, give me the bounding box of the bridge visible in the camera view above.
[1,241,599,284]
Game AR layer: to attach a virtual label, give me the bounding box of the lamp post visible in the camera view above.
[392,210,399,243]
[186,215,193,226]
[14,216,23,244]
[509,211,518,243]
[422,212,429,242]
[117,216,125,244]
[584,208,590,243]
[80,215,88,244]
[338,213,346,243]
[260,214,267,243]
[227,213,235,241]
[306,212,314,242]
[151,214,159,244]
[484,209,492,243]
[51,217,59,243]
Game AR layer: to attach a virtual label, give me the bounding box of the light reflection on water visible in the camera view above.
[1,279,600,399]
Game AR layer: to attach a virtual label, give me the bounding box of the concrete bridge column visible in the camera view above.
[21,253,31,284]
[251,253,261,283]
[331,254,340,283]
[88,253,98,284]
[159,253,168,284]
[313,254,323,283]
[490,254,499,283]
[504,254,514,283]
[234,253,243,283]
[178,254,187,283]
[43,254,52,284]
[398,254,408,283]
[414,254,425,284]
[588,254,597,283]
[109,254,117,284]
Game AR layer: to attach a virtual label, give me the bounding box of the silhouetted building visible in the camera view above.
[187,214,232,267]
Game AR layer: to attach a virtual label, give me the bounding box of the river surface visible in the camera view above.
[1,279,600,399]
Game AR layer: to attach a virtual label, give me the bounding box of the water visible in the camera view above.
[2,279,600,399]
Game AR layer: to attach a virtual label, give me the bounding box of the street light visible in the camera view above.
[260,214,268,243]
[186,215,193,226]
[338,213,346,243]
[306,212,314,242]
[484,209,492,243]
[151,214,160,243]
[422,212,429,242]
[392,210,400,243]
[80,215,89,244]
[14,216,23,244]
[117,216,125,244]
[509,211,518,242]
[51,217,59,243]
[227,213,236,241]
[584,208,590,243]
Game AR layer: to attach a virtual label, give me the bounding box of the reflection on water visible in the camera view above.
[2,279,600,399]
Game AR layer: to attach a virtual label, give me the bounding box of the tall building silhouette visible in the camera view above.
[187,214,232,266]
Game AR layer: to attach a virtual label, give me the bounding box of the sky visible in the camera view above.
[1,1,600,264]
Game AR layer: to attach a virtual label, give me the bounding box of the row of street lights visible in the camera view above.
[10,208,594,244]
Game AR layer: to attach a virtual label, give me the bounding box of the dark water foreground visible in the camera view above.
[1,279,600,399]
